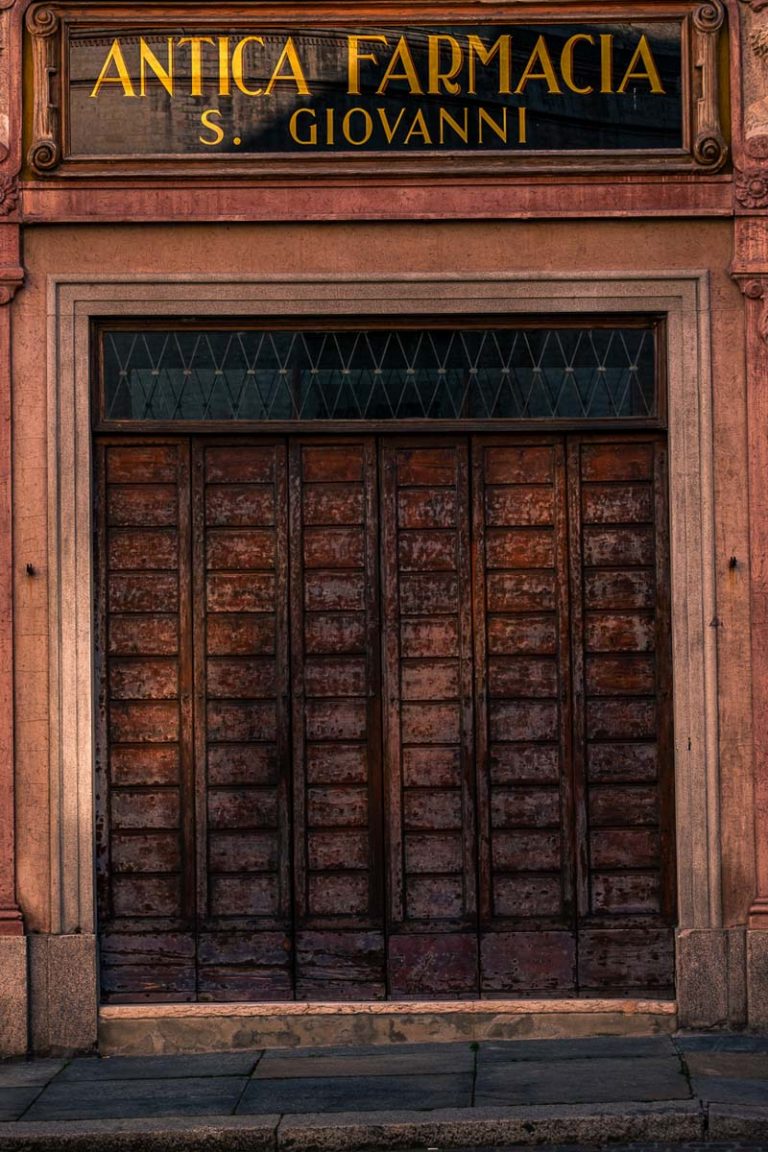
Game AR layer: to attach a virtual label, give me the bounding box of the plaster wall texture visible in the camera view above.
[7,219,754,1038]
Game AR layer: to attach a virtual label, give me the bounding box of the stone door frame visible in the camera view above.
[44,271,719,1021]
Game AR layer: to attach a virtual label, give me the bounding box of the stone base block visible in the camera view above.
[0,935,28,1055]
[29,933,97,1056]
[99,1000,677,1057]
[676,927,746,1029]
[746,930,768,1029]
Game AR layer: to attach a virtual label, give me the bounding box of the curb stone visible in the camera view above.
[707,1104,768,1139]
[0,1115,280,1152]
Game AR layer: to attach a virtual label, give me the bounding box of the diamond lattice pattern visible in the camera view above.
[103,327,656,422]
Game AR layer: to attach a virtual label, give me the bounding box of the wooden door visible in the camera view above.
[96,432,675,1003]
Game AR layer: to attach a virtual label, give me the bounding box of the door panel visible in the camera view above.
[290,440,385,999]
[193,441,291,1000]
[568,437,675,994]
[381,442,477,996]
[472,439,577,995]
[96,441,195,1001]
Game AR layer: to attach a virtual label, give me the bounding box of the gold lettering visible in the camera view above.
[600,34,614,93]
[561,34,594,95]
[178,37,215,96]
[90,39,136,97]
[264,37,310,95]
[403,108,431,144]
[326,107,335,145]
[478,106,508,144]
[377,107,407,143]
[467,35,511,96]
[519,105,527,145]
[347,34,389,95]
[428,35,463,95]
[232,36,265,96]
[343,107,373,145]
[218,37,231,97]
[289,107,317,144]
[438,107,469,144]
[617,35,665,94]
[139,37,174,97]
[515,36,562,94]
[199,107,224,145]
[377,37,423,96]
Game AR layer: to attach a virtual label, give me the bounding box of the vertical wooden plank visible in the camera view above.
[196,440,292,1000]
[97,439,195,1002]
[382,440,477,997]
[292,439,385,999]
[574,434,675,995]
[475,438,576,995]
[567,438,590,925]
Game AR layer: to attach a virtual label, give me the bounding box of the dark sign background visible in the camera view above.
[68,23,683,156]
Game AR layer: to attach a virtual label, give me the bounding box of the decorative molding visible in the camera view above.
[740,0,768,11]
[692,0,729,171]
[26,6,61,175]
[736,171,768,209]
[0,177,18,217]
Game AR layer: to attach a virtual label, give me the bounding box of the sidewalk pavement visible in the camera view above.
[1,1033,768,1150]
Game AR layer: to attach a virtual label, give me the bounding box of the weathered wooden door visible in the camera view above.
[95,433,674,1001]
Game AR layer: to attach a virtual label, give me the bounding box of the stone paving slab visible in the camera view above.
[21,1076,250,1122]
[239,1072,474,1115]
[685,1054,768,1079]
[253,1049,475,1078]
[0,1089,42,1123]
[474,1056,691,1106]
[259,1043,464,1060]
[0,1115,279,1151]
[275,1101,704,1150]
[57,1053,261,1082]
[677,1035,768,1053]
[478,1036,677,1062]
[0,1064,65,1089]
[689,1078,768,1105]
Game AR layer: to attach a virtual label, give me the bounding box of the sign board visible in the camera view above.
[25,3,728,176]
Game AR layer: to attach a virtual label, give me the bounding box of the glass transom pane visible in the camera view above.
[101,326,657,422]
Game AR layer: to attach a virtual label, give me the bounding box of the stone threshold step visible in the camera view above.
[99,999,677,1057]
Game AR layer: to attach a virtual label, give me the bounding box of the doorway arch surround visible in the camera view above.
[44,271,719,1028]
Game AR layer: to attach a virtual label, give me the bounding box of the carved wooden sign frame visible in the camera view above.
[25,0,728,179]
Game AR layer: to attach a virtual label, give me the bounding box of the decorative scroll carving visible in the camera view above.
[736,170,768,208]
[26,5,61,175]
[0,177,17,216]
[692,0,728,170]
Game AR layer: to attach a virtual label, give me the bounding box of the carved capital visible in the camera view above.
[736,276,768,344]
[0,178,18,217]
[0,270,23,306]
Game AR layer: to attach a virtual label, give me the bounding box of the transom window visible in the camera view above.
[99,322,660,425]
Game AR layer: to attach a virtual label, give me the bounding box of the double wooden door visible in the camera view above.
[95,434,675,1002]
